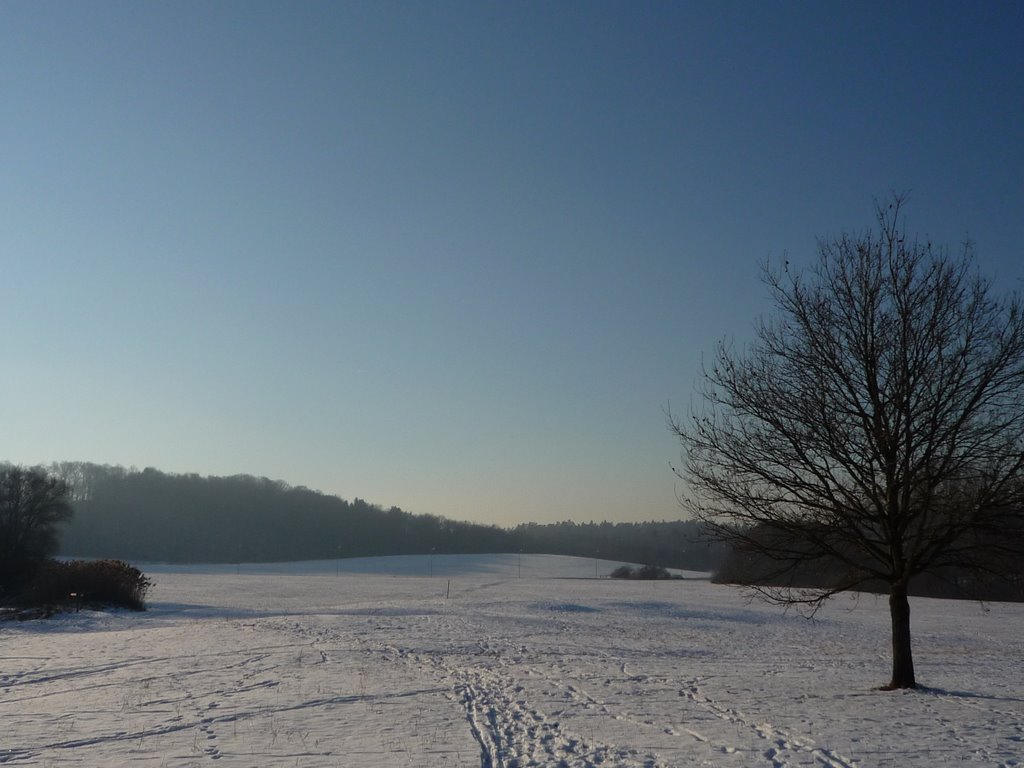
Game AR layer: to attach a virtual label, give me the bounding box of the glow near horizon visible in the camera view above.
[2,2,1022,525]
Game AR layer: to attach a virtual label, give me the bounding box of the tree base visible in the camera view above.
[879,681,918,691]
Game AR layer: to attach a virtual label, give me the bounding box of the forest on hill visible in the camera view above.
[49,462,723,571]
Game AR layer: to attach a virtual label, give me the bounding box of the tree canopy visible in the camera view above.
[0,464,73,592]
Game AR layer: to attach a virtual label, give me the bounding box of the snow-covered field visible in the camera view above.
[2,554,1022,767]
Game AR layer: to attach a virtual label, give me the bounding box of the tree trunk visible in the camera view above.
[885,582,916,689]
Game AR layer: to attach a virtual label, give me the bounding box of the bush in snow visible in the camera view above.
[610,564,679,580]
[18,559,152,611]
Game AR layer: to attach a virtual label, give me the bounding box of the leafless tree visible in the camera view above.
[670,197,1024,689]
[0,465,73,591]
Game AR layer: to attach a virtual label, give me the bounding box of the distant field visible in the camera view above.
[136,552,697,578]
[1,555,1021,766]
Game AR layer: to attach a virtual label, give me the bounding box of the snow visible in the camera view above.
[1,554,1022,767]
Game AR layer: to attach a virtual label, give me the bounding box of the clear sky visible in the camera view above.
[2,1,1022,526]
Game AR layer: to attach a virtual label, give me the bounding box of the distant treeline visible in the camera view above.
[50,462,723,570]
[511,520,724,572]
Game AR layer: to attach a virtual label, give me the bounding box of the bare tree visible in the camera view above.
[0,465,73,592]
[670,197,1024,689]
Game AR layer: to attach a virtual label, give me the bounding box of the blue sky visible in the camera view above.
[2,1,1022,525]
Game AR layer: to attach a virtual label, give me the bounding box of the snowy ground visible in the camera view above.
[1,554,1022,767]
